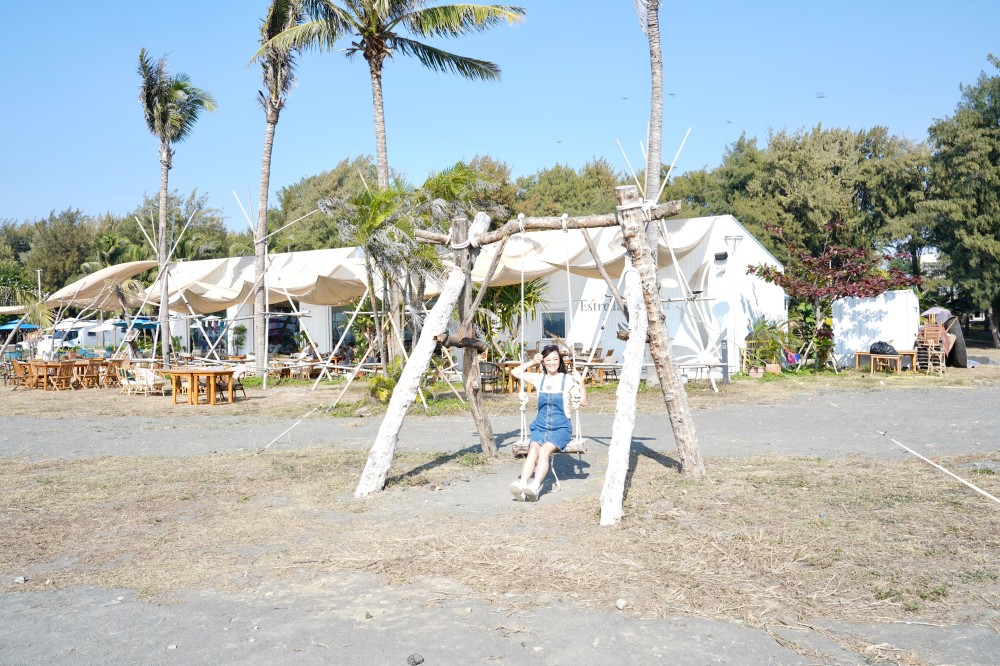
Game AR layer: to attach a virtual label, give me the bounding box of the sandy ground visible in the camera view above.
[2,359,1000,665]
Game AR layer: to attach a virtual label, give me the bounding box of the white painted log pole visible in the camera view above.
[354,266,468,498]
[600,269,647,526]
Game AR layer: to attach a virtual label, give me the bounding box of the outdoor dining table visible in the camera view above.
[498,360,526,394]
[166,367,235,406]
[28,361,62,391]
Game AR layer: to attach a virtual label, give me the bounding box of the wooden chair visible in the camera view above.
[478,361,502,393]
[50,361,77,391]
[79,359,103,388]
[11,361,39,390]
[916,324,946,376]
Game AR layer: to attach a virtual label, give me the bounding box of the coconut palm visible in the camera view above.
[319,184,423,368]
[475,279,547,359]
[255,0,304,375]
[258,1,525,189]
[137,49,217,366]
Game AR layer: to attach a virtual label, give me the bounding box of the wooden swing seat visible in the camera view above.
[512,437,587,457]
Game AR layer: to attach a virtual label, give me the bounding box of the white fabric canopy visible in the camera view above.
[46,260,158,309]
[40,217,719,315]
[144,247,370,314]
[469,218,717,286]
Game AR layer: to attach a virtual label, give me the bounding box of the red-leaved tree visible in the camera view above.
[750,222,921,366]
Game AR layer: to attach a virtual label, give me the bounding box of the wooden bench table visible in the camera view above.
[854,350,917,373]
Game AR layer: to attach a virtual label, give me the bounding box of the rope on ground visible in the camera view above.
[788,377,1000,506]
[260,406,319,452]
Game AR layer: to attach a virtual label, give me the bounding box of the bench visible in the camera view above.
[854,350,918,373]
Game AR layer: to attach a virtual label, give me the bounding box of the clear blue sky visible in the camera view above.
[2,1,997,231]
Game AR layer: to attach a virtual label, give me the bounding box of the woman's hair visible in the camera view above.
[540,344,567,374]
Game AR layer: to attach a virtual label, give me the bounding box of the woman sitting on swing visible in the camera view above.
[509,344,587,501]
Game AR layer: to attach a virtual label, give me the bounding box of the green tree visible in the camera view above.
[137,48,217,364]
[515,159,623,217]
[272,156,378,250]
[259,1,525,189]
[23,209,98,294]
[922,54,1000,346]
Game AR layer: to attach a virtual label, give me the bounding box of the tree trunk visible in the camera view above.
[642,0,663,216]
[989,303,1000,349]
[368,57,390,190]
[255,116,278,378]
[600,269,646,525]
[453,215,497,457]
[641,1,664,388]
[157,142,172,368]
[616,185,705,478]
[354,267,469,498]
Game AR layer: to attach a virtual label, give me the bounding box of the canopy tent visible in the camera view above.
[142,247,370,315]
[466,218,720,287]
[45,260,159,311]
[0,318,40,331]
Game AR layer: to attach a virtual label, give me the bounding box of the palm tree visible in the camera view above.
[137,49,217,366]
[475,279,547,359]
[258,1,525,189]
[255,0,303,376]
[319,184,424,368]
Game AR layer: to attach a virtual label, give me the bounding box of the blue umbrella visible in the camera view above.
[114,318,160,331]
[0,318,40,332]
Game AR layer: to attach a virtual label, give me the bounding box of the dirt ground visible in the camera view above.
[2,351,999,665]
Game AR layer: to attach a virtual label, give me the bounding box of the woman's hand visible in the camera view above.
[532,353,543,365]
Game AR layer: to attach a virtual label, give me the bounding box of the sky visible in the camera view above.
[2,1,998,232]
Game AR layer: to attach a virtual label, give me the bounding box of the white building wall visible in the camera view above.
[832,289,920,366]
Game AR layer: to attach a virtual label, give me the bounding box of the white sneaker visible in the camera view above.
[523,483,540,502]
[509,481,525,501]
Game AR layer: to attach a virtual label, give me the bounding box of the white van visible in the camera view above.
[31,321,103,357]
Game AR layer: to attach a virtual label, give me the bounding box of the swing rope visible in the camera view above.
[561,213,586,449]
[517,215,531,450]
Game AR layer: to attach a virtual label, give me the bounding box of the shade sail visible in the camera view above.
[0,319,40,331]
[467,217,717,287]
[46,260,158,309]
[142,247,369,314]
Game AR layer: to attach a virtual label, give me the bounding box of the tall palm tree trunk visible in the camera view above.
[255,118,278,377]
[157,142,172,367]
[643,0,663,220]
[640,1,664,388]
[368,57,390,190]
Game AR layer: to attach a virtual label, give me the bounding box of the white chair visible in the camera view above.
[133,367,166,397]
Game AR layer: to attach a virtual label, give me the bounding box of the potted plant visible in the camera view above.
[745,319,786,376]
[231,325,247,355]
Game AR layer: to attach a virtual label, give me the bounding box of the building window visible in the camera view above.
[331,308,356,347]
[540,311,566,339]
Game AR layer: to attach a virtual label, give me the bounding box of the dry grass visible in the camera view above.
[2,448,997,642]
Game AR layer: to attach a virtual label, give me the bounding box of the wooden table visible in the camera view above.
[166,367,235,405]
[854,350,918,373]
[498,361,525,393]
[29,361,62,391]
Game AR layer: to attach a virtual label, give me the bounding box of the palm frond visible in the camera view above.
[392,37,500,80]
[402,4,525,38]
